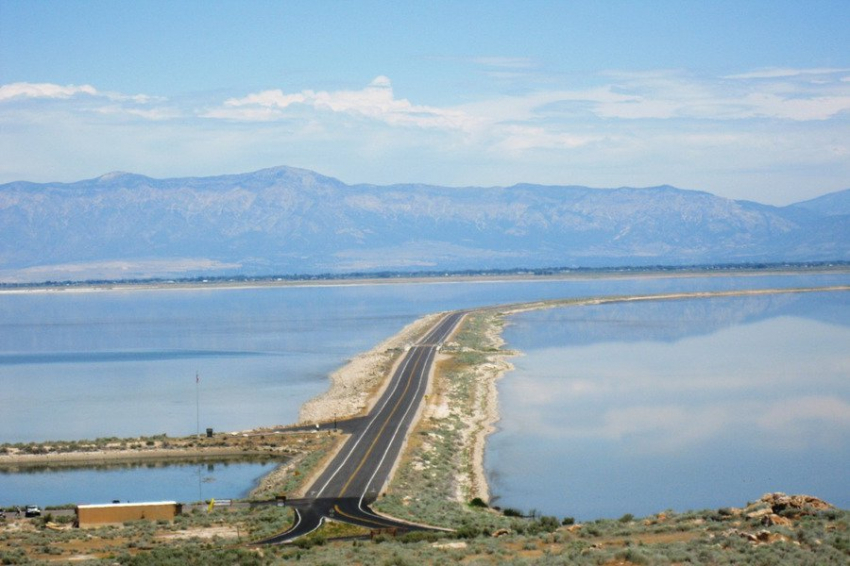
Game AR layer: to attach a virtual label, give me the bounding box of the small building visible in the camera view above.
[76,501,182,527]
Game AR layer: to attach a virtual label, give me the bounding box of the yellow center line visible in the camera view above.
[336,346,427,497]
[333,504,392,528]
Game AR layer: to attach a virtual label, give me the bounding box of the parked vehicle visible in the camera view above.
[25,505,41,517]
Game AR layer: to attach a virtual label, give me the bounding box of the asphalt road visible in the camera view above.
[255,311,465,544]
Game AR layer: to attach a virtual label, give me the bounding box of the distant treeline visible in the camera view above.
[2,260,848,290]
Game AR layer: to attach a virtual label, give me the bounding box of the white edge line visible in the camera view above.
[358,345,435,511]
[259,507,308,545]
[357,313,463,521]
[284,515,325,544]
[314,312,455,498]
[313,343,418,498]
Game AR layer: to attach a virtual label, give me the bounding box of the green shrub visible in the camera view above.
[528,516,560,534]
[454,524,483,539]
[0,549,29,565]
[114,545,265,565]
[616,547,650,565]
[381,554,414,566]
[398,530,444,543]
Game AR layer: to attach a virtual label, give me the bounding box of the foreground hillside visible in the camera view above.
[1,493,846,565]
[1,166,848,282]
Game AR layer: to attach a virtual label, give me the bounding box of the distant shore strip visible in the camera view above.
[1,264,848,295]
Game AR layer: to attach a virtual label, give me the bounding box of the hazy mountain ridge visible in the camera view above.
[789,188,850,216]
[1,166,848,282]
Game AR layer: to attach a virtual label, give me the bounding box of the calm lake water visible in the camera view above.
[0,458,279,507]
[487,290,850,520]
[1,271,848,508]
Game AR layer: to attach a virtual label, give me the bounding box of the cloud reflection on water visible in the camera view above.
[489,291,850,518]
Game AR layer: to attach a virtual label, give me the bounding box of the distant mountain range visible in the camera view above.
[1,166,848,282]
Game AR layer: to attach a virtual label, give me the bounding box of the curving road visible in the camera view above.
[255,311,465,544]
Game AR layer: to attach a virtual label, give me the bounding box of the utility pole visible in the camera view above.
[195,371,200,439]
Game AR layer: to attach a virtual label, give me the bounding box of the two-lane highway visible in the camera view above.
[256,311,465,544]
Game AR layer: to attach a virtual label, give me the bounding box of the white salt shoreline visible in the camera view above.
[300,284,850,502]
[297,312,445,425]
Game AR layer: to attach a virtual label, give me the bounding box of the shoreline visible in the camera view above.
[461,313,517,503]
[0,447,279,467]
[1,285,848,506]
[1,264,846,296]
[297,312,445,424]
[436,284,850,505]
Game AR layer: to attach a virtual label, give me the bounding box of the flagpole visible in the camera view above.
[195,371,200,439]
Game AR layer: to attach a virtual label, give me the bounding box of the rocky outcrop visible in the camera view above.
[747,492,833,519]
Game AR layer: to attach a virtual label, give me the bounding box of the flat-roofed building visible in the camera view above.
[76,501,182,527]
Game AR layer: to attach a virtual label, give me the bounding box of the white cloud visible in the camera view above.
[6,69,849,130]
[198,68,850,162]
[493,125,600,153]
[224,89,307,109]
[207,76,477,131]
[0,81,169,122]
[515,395,850,454]
[591,396,850,453]
[0,82,161,105]
[94,105,181,121]
[2,68,849,201]
[756,396,850,433]
[725,67,850,80]
[583,70,850,121]
[0,82,98,101]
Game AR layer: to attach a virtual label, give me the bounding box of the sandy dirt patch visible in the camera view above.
[158,525,240,540]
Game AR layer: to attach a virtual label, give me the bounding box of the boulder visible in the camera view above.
[762,514,793,527]
[757,492,833,517]
[745,505,773,520]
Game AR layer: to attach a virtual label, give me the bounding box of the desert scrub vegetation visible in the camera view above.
[224,505,848,565]
[0,503,296,563]
[0,429,319,469]
[0,434,171,456]
[112,544,267,566]
[249,431,341,500]
[1,483,846,565]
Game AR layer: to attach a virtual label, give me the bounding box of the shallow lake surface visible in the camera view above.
[487,290,850,520]
[0,459,279,507]
[2,272,847,444]
[1,272,848,507]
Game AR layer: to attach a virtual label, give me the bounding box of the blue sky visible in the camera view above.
[1,0,848,204]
